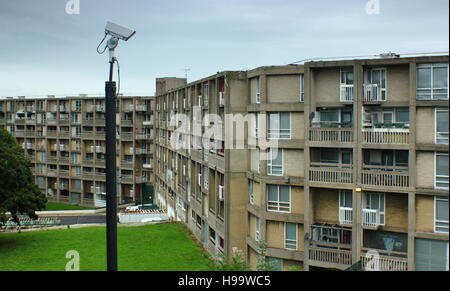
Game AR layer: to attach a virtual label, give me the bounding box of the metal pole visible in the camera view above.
[105,59,118,271]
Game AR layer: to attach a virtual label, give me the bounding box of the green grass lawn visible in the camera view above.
[44,202,93,211]
[0,223,211,271]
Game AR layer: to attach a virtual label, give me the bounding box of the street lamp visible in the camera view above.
[98,21,136,271]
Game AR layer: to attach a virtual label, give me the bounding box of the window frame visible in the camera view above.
[284,222,298,250]
[268,112,291,140]
[255,216,261,242]
[300,74,305,102]
[255,77,261,104]
[362,192,386,226]
[435,107,449,145]
[267,185,291,213]
[435,153,449,190]
[434,196,449,234]
[417,63,449,100]
[267,148,284,176]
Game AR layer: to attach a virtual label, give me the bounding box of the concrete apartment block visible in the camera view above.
[0,95,155,208]
[153,54,449,271]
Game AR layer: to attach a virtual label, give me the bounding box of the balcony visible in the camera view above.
[135,133,149,140]
[363,84,386,103]
[121,119,133,126]
[361,168,410,189]
[120,132,133,140]
[362,209,381,228]
[360,252,408,271]
[309,128,353,144]
[121,160,134,169]
[15,130,25,137]
[121,175,134,183]
[362,128,410,145]
[47,131,58,138]
[339,207,353,226]
[309,247,353,269]
[136,176,148,184]
[340,85,354,102]
[25,130,36,137]
[83,172,94,180]
[59,132,70,139]
[82,119,94,126]
[95,105,105,112]
[81,132,94,139]
[309,166,353,185]
[135,105,147,112]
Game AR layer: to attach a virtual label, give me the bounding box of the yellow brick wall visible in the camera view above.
[416,195,435,233]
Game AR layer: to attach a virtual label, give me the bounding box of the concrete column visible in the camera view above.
[303,65,313,271]
[408,192,416,271]
[353,63,364,263]
[408,62,418,271]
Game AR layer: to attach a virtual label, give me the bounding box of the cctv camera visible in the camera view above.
[105,21,136,41]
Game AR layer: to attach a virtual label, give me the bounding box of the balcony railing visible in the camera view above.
[362,209,381,228]
[121,133,133,140]
[309,247,353,266]
[361,169,410,188]
[339,207,353,226]
[360,252,408,271]
[340,85,354,102]
[363,84,386,102]
[309,128,353,143]
[362,128,410,145]
[309,167,353,184]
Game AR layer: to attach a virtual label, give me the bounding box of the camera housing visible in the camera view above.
[105,22,136,41]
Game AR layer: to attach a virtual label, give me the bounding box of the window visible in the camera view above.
[395,108,410,123]
[203,83,209,106]
[254,113,259,138]
[267,185,290,213]
[417,63,449,100]
[255,216,260,241]
[204,166,209,190]
[339,190,353,208]
[436,108,449,144]
[268,112,291,139]
[341,70,354,85]
[209,227,216,245]
[436,153,449,189]
[248,179,254,205]
[415,239,449,271]
[285,223,297,250]
[435,197,449,233]
[267,148,283,176]
[366,68,387,100]
[300,74,305,102]
[363,192,385,225]
[255,77,261,104]
[265,257,283,271]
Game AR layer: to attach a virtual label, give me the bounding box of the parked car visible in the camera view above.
[125,204,157,211]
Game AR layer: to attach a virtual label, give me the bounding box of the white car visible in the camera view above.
[125,204,155,211]
[141,217,165,223]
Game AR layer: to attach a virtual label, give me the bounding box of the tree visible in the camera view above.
[208,248,250,271]
[0,128,46,223]
[256,240,277,271]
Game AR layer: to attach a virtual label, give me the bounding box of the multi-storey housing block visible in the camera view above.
[0,95,155,208]
[154,53,449,271]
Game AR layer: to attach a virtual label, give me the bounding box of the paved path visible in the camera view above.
[58,215,107,225]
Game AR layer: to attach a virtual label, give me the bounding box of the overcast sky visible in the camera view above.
[0,0,448,97]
